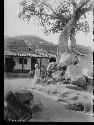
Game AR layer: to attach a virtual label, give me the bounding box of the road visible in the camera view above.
[4,78,93,122]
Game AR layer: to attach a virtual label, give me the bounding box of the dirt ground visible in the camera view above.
[4,78,94,122]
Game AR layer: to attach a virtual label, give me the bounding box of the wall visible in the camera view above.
[13,57,31,70]
[13,57,22,70]
[13,56,49,70]
[24,57,31,70]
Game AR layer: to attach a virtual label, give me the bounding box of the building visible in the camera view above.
[4,50,56,74]
[4,36,57,74]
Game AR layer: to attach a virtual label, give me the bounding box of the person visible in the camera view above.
[33,63,41,84]
[41,65,46,79]
[59,65,67,77]
[47,57,57,77]
[29,70,33,79]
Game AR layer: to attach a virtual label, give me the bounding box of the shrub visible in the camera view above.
[67,101,92,113]
[67,102,84,111]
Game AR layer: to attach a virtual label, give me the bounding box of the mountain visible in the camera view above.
[4,35,58,55]
[4,35,93,55]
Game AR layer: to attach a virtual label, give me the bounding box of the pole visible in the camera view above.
[40,58,42,76]
[22,57,24,72]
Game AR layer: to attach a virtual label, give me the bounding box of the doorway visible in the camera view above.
[31,57,37,70]
[5,57,15,72]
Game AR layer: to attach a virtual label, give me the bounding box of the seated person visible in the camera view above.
[59,65,67,77]
[47,57,57,77]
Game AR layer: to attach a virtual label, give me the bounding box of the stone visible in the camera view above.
[71,76,86,87]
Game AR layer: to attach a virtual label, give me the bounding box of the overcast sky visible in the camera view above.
[4,0,93,49]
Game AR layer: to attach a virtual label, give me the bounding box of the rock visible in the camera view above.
[59,52,79,66]
[85,77,93,92]
[71,76,86,88]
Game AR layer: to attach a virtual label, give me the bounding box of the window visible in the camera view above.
[24,59,27,64]
[19,58,27,64]
[29,48,31,51]
[19,58,23,64]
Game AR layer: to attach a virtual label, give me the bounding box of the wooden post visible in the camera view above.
[4,56,6,72]
[22,57,24,72]
[40,58,42,76]
[31,57,32,71]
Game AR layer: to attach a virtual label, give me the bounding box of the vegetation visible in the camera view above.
[18,0,93,56]
[4,35,57,55]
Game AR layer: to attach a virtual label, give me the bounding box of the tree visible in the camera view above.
[18,0,93,57]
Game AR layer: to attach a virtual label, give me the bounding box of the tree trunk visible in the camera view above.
[58,16,77,58]
[69,28,77,52]
[57,0,91,57]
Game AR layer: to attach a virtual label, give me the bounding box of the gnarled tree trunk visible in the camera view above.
[57,16,77,60]
[57,0,92,58]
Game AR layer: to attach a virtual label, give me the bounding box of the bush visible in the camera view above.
[84,103,93,113]
[67,101,92,113]
[67,102,84,111]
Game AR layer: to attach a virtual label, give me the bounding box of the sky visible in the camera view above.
[4,0,93,49]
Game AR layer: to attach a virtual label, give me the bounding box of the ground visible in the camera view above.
[4,78,94,122]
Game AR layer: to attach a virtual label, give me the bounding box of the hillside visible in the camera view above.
[4,35,58,55]
[4,35,93,56]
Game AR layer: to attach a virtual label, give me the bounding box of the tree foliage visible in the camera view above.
[18,0,93,56]
[18,0,92,35]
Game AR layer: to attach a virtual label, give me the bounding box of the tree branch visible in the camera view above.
[76,0,91,11]
[80,2,93,15]
[42,2,58,16]
[42,2,71,20]
[71,0,92,21]
[21,7,58,20]
[71,0,78,12]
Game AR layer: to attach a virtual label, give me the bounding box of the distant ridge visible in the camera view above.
[4,35,58,55]
[4,35,93,55]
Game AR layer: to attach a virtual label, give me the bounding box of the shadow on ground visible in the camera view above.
[66,85,85,91]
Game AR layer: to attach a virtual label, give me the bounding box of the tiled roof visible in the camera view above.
[4,51,56,58]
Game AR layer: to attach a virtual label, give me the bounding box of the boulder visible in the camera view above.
[71,76,86,88]
[71,75,93,91]
[85,77,93,92]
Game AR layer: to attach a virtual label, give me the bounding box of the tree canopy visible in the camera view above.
[18,0,92,34]
[18,0,93,55]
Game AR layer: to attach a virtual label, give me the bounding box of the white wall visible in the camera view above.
[13,57,31,70]
[13,57,49,70]
[13,57,22,70]
[24,58,31,70]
